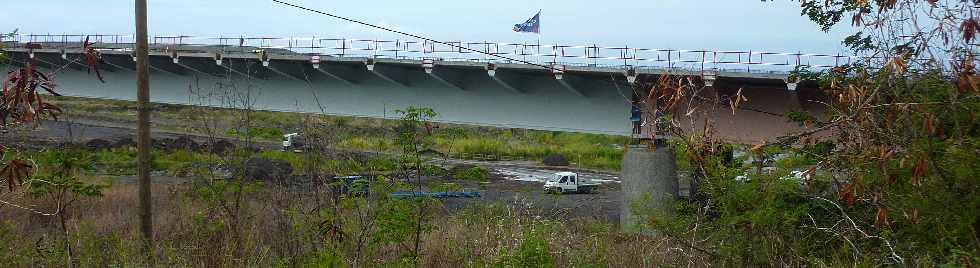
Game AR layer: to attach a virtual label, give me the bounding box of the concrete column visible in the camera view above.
[621,143,678,231]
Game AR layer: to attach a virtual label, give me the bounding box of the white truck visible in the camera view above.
[543,172,600,194]
[281,133,305,152]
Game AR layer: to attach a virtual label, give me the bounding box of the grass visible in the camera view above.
[0,181,694,267]
[47,95,628,171]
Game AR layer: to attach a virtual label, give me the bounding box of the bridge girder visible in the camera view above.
[313,62,363,85]
[263,60,311,81]
[424,65,468,91]
[366,61,412,87]
[174,57,227,78]
[101,54,137,71]
[485,65,527,94]
[554,73,589,97]
[147,56,189,76]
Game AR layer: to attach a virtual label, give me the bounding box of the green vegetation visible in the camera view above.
[452,165,488,181]
[225,126,283,140]
[642,55,980,267]
[47,96,627,171]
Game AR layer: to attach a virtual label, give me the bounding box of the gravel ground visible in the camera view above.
[4,119,627,223]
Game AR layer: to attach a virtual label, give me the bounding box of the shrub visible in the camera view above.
[498,230,554,268]
[225,126,283,140]
[452,165,488,181]
[542,154,569,166]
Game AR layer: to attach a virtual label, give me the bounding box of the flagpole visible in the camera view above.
[536,9,541,65]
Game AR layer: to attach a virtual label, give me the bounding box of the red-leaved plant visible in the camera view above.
[0,34,103,192]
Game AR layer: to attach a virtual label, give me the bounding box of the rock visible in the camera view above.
[113,137,136,148]
[85,139,113,150]
[170,136,201,151]
[207,139,235,154]
[242,157,293,182]
[243,146,262,153]
[542,154,570,166]
[152,138,174,151]
[330,151,370,163]
[56,142,84,150]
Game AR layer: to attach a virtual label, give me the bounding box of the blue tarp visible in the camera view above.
[389,191,482,198]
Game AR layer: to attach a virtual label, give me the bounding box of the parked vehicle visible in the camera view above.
[334,175,369,196]
[543,172,599,194]
[281,133,305,152]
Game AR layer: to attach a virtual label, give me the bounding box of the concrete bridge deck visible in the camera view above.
[1,36,840,137]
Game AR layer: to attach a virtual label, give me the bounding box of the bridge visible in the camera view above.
[1,34,850,137]
[2,33,852,227]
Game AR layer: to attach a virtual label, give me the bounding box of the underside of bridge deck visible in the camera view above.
[2,48,822,139]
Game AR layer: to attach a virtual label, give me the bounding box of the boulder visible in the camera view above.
[542,154,570,166]
[170,136,201,151]
[113,137,136,148]
[85,139,113,150]
[152,138,174,151]
[207,139,235,154]
[242,157,293,182]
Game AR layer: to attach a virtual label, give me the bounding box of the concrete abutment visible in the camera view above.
[620,143,678,231]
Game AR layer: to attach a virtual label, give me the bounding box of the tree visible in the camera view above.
[0,33,108,267]
[651,0,979,265]
[393,106,437,265]
[30,150,106,268]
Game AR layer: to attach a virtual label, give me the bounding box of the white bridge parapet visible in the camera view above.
[2,33,857,75]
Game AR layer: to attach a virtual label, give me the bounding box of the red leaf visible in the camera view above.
[83,37,106,83]
[911,156,928,186]
[0,159,34,191]
[839,181,857,207]
[963,18,979,43]
[874,207,890,228]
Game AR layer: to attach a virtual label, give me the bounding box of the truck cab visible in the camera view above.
[282,133,305,152]
[543,172,598,194]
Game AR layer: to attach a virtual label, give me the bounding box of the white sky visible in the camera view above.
[2,0,853,53]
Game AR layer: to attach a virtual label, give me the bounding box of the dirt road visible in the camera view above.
[6,119,626,223]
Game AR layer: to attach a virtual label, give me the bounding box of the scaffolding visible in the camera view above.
[3,33,858,74]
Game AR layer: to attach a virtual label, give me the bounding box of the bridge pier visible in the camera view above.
[620,143,678,231]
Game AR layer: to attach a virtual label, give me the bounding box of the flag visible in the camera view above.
[513,11,541,34]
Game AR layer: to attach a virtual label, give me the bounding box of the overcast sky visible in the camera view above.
[2,0,853,53]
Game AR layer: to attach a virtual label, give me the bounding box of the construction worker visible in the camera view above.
[631,103,642,135]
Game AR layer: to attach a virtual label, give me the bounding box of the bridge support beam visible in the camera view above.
[314,63,360,85]
[621,143,678,231]
[264,60,306,81]
[215,58,259,79]
[26,53,64,70]
[625,67,639,85]
[101,54,136,71]
[423,60,466,90]
[784,79,803,110]
[148,56,188,76]
[174,58,224,77]
[366,60,411,87]
[486,64,525,93]
[555,73,588,97]
[34,52,89,72]
[4,53,36,70]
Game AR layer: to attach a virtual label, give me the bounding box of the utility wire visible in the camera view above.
[270,0,558,71]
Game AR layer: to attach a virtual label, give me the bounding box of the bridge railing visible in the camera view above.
[2,33,860,74]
